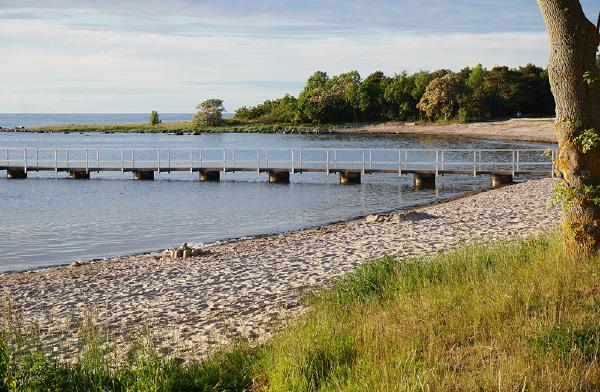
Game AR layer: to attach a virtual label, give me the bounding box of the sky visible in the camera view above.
[0,0,597,113]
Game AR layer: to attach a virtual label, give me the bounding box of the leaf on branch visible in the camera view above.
[574,128,599,154]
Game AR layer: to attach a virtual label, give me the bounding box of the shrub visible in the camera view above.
[148,111,161,125]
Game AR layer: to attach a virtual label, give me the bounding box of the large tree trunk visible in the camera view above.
[537,0,600,254]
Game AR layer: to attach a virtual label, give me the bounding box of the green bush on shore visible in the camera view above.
[1,233,599,391]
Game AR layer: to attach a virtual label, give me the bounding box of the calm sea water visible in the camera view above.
[0,113,200,128]
[0,131,553,273]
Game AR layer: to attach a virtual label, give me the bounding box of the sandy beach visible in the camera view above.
[335,118,556,143]
[0,178,561,360]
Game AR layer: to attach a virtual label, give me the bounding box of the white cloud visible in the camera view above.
[0,10,552,112]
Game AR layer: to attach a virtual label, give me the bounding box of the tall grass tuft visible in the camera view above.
[264,233,599,391]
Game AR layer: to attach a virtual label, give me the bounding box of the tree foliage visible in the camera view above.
[193,99,225,127]
[149,111,161,126]
[417,74,468,121]
[234,64,555,125]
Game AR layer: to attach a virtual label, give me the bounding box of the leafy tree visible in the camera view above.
[193,99,225,127]
[417,74,468,121]
[411,70,450,102]
[336,71,362,122]
[148,111,161,125]
[273,94,302,124]
[384,72,418,120]
[297,71,330,124]
[298,71,358,124]
[466,64,486,91]
[479,66,523,117]
[356,71,389,121]
[241,95,301,124]
[234,106,252,121]
[537,0,600,254]
[517,64,555,115]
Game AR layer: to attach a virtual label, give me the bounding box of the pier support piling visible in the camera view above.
[68,170,90,179]
[413,173,436,189]
[199,170,220,182]
[339,171,361,185]
[491,173,514,189]
[6,168,27,179]
[268,170,290,184]
[133,170,155,180]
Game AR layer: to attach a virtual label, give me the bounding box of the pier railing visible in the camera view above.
[0,147,556,176]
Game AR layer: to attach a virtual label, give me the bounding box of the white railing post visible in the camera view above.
[223,148,226,172]
[86,150,89,173]
[435,149,439,177]
[512,150,516,177]
[299,148,303,172]
[168,149,171,172]
[232,149,235,171]
[291,149,294,173]
[131,149,135,169]
[36,147,39,168]
[54,149,58,172]
[65,148,68,169]
[516,150,520,172]
[96,149,99,172]
[333,149,337,169]
[256,150,260,173]
[121,149,124,173]
[473,150,477,177]
[362,149,366,175]
[398,150,402,176]
[441,150,445,171]
[23,148,27,173]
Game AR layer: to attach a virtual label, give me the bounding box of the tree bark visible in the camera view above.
[537,0,600,254]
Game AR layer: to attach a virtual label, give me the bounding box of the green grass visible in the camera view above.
[16,120,334,134]
[1,233,599,391]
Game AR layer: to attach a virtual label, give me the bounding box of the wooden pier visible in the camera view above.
[0,147,556,188]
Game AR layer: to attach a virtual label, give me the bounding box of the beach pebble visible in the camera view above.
[365,214,380,223]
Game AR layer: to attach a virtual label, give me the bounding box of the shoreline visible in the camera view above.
[0,187,488,277]
[1,118,557,143]
[0,178,561,361]
[335,118,556,143]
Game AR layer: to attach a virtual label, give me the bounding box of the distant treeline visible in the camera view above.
[234,64,555,124]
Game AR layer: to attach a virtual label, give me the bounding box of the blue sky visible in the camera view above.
[0,0,597,113]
